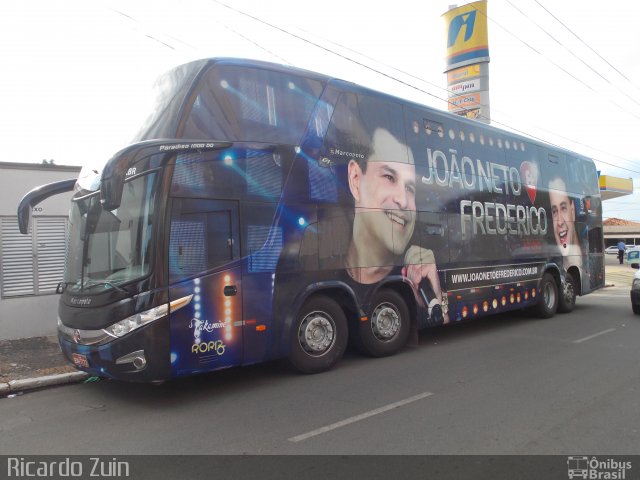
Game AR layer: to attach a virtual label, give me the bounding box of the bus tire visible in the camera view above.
[356,289,410,357]
[535,273,558,319]
[289,295,348,374]
[557,272,576,313]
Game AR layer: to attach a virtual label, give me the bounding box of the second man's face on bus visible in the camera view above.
[549,180,576,254]
[348,128,416,257]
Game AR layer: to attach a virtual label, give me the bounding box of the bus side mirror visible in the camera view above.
[100,145,135,211]
[17,179,76,234]
[100,167,126,211]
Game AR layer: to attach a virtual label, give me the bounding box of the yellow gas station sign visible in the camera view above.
[443,1,489,70]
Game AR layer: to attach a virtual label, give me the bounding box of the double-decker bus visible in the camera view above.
[18,58,604,382]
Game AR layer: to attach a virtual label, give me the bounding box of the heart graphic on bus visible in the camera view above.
[520,161,539,204]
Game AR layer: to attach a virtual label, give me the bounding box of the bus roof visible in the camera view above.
[192,58,594,164]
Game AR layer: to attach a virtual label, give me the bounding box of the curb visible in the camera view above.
[0,371,89,397]
[602,283,630,289]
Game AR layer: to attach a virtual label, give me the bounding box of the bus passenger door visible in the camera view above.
[168,198,243,377]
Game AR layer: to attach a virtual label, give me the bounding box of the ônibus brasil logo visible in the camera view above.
[567,456,632,479]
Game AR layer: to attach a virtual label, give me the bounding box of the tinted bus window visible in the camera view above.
[169,198,240,281]
[170,150,283,201]
[181,66,325,144]
[133,60,208,141]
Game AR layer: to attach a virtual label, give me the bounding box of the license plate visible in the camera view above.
[72,353,89,368]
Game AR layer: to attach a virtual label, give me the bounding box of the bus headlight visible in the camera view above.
[105,295,193,338]
[107,304,169,338]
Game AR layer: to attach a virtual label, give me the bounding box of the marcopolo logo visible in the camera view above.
[567,456,632,479]
[70,296,92,306]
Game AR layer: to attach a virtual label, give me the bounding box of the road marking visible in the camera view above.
[572,328,616,344]
[288,391,433,443]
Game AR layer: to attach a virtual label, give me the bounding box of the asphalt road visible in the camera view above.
[1,281,638,456]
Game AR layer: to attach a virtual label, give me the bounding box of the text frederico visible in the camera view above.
[422,148,547,237]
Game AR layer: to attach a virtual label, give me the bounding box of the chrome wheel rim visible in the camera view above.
[298,311,335,356]
[371,302,400,342]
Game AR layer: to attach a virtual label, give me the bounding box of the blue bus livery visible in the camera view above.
[18,58,604,381]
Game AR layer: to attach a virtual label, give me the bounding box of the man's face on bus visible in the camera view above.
[348,128,416,257]
[549,179,575,255]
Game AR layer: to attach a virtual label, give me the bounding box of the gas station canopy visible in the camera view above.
[599,175,633,201]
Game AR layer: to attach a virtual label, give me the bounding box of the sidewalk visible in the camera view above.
[1,263,637,396]
[0,336,88,396]
[603,262,637,288]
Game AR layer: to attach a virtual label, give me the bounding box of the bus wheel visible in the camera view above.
[535,273,558,319]
[357,289,410,357]
[289,295,348,374]
[557,272,576,313]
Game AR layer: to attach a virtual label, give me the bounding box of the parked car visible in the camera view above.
[627,247,640,267]
[606,245,640,257]
[631,268,640,314]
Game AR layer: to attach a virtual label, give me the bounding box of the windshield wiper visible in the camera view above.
[82,280,128,294]
[56,281,74,294]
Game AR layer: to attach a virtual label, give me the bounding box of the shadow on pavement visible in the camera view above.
[1,259,637,387]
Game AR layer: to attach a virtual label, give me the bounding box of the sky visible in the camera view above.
[2,0,640,220]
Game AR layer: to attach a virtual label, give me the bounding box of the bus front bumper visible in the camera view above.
[57,317,171,383]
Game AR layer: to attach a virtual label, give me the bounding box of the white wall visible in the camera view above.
[1,294,63,339]
[0,163,79,216]
[0,162,80,339]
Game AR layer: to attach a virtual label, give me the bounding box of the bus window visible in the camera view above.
[322,92,407,168]
[541,151,570,190]
[181,65,325,145]
[171,151,240,199]
[574,156,600,196]
[170,149,284,201]
[169,199,240,281]
[246,151,283,198]
[133,60,209,142]
[316,205,351,270]
[243,203,283,273]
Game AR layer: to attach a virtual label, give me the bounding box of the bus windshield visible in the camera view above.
[64,171,159,293]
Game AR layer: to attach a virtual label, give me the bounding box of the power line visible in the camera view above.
[221,23,292,65]
[110,9,178,50]
[211,1,455,105]
[207,1,480,120]
[295,24,640,175]
[110,6,291,76]
[112,1,640,176]
[505,0,640,109]
[212,1,640,175]
[470,2,640,122]
[533,0,639,89]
